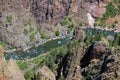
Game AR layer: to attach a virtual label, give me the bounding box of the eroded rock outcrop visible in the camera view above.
[91,41,107,60]
[62,45,83,80]
[0,45,25,80]
[34,66,55,80]
[31,0,89,25]
[81,41,107,68]
[81,41,120,80]
[89,5,106,18]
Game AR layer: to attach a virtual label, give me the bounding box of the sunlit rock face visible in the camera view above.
[34,66,55,80]
[0,45,25,80]
[89,5,106,18]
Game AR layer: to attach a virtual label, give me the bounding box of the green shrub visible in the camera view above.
[114,0,120,3]
[114,20,118,24]
[79,22,83,26]
[41,33,48,39]
[102,2,117,20]
[94,22,98,26]
[98,20,106,27]
[7,16,12,24]
[60,18,68,26]
[24,29,28,35]
[24,70,34,80]
[32,55,46,65]
[46,55,55,72]
[45,46,67,72]
[67,28,71,34]
[94,31,103,41]
[55,30,60,36]
[111,23,116,28]
[60,75,65,80]
[30,27,34,33]
[0,42,5,47]
[17,61,28,70]
[68,23,74,28]
[30,33,35,41]
[28,19,32,26]
[112,33,120,46]
[68,16,72,22]
[67,40,79,53]
[67,23,74,33]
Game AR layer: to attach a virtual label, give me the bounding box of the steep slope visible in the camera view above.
[0,0,108,50]
[0,45,25,80]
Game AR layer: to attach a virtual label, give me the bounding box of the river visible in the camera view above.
[4,28,119,60]
[5,37,71,60]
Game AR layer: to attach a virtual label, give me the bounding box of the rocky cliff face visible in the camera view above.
[81,46,120,80]
[52,27,120,80]
[62,41,120,80]
[0,45,25,80]
[0,0,108,50]
[31,0,108,25]
[0,0,39,49]
[62,45,83,80]
[34,66,55,80]
[31,0,88,25]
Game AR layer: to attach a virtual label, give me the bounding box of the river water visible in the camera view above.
[4,28,119,60]
[5,37,71,60]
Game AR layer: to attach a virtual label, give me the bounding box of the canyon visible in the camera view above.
[0,0,108,51]
[0,0,120,80]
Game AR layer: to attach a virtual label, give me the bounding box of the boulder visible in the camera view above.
[89,5,106,18]
[91,41,107,60]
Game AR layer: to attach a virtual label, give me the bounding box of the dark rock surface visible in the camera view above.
[31,0,89,25]
[62,45,84,80]
[81,41,107,68]
[81,44,120,80]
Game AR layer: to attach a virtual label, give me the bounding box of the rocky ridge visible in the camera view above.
[54,27,120,80]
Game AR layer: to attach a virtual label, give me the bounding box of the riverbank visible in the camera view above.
[4,26,120,54]
[5,37,71,60]
[81,26,120,33]
[4,28,73,54]
[5,27,120,60]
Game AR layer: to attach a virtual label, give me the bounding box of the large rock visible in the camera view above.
[81,41,107,68]
[7,59,25,80]
[35,66,55,80]
[91,41,107,60]
[0,45,25,80]
[89,5,106,18]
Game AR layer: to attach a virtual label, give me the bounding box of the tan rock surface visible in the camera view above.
[36,66,55,80]
[0,45,25,80]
